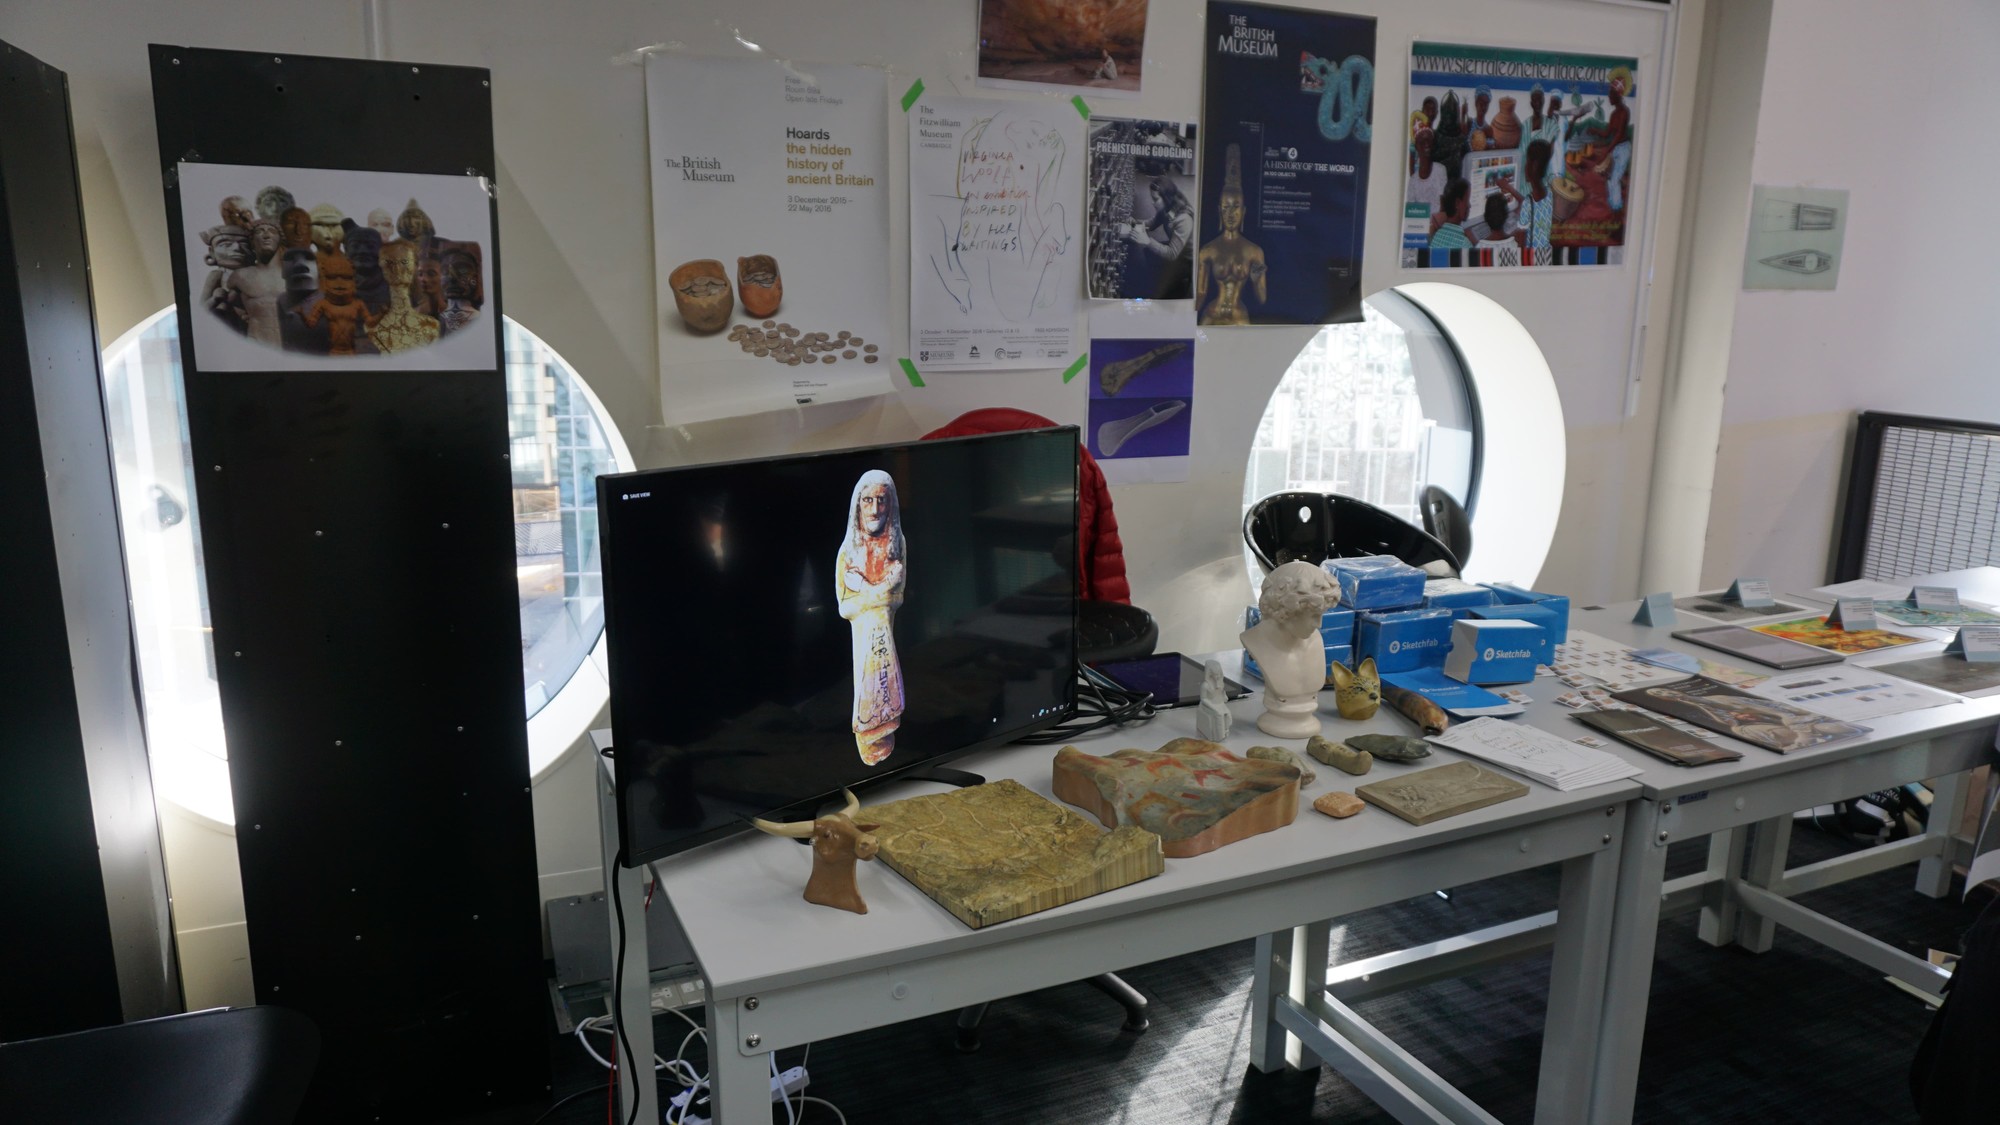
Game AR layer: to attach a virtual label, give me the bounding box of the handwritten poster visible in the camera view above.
[648,54,891,423]
[1199,1,1375,325]
[909,94,1083,372]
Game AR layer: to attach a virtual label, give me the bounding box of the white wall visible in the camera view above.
[1703,0,2000,587]
[0,0,1685,1001]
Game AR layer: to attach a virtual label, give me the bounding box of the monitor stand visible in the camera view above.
[899,766,985,789]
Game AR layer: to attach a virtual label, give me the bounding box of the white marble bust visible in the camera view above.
[1241,561,1340,738]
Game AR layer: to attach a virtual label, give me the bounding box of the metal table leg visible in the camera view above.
[1589,800,1672,1125]
[1915,771,1970,899]
[1736,814,1792,953]
[1534,810,1623,1124]
[705,1000,776,1124]
[1250,921,1331,1073]
[1696,827,1748,947]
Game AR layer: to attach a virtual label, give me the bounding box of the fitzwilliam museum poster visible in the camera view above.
[648,54,892,422]
[1199,1,1376,326]
[1402,42,1638,269]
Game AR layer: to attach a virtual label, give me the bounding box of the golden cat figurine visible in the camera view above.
[1328,657,1381,721]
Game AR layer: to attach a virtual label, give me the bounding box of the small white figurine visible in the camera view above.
[1241,561,1340,739]
[1196,659,1233,741]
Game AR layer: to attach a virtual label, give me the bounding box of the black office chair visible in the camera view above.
[1243,491,1462,576]
[0,1005,319,1123]
[951,606,1157,1052]
[1420,485,1474,570]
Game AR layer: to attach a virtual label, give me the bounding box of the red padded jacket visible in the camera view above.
[920,408,1131,604]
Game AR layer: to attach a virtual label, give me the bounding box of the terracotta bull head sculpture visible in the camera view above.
[751,789,882,914]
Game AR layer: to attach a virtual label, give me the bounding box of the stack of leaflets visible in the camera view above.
[1381,668,1525,718]
[1570,709,1743,767]
[1611,675,1871,753]
[1429,717,1645,791]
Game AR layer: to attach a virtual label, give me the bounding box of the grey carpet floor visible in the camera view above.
[507,828,1982,1124]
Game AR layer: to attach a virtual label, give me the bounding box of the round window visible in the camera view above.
[101,309,628,822]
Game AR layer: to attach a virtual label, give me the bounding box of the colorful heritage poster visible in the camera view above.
[176,162,496,373]
[1749,616,1927,656]
[1402,42,1638,269]
[1086,117,1197,300]
[647,54,892,422]
[977,0,1148,96]
[1199,1,1376,325]
[909,94,1084,372]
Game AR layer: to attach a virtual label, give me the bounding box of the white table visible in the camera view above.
[600,674,1638,1124]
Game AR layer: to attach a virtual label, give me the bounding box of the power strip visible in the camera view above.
[666,1066,807,1125]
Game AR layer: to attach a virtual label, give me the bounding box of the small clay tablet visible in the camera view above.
[1314,792,1365,819]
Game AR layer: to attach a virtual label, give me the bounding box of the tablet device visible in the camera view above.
[1090,653,1250,708]
[1669,625,1844,669]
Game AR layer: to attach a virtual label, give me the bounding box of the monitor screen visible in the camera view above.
[599,427,1080,865]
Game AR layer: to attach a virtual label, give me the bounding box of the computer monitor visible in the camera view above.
[599,427,1081,866]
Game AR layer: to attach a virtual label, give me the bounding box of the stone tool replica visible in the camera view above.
[1098,341,1188,396]
[751,789,882,914]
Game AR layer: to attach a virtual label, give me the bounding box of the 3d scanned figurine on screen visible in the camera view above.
[341,224,390,314]
[396,197,436,243]
[231,219,289,348]
[219,194,255,229]
[837,470,906,765]
[368,241,441,354]
[279,206,313,250]
[307,203,346,257]
[300,251,374,357]
[1196,144,1266,326]
[197,224,257,324]
[366,208,398,243]
[255,185,296,223]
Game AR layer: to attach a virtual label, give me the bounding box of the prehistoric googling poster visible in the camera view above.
[1402,43,1638,269]
[175,162,496,372]
[647,53,891,422]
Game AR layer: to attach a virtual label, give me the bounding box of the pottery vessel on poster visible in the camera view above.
[669,258,735,333]
[737,254,783,318]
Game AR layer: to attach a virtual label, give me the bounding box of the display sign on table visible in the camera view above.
[1402,42,1637,269]
[1199,1,1376,325]
[647,54,892,422]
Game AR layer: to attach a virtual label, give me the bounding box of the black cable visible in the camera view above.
[610,848,642,1125]
[528,1083,603,1124]
[1014,665,1158,743]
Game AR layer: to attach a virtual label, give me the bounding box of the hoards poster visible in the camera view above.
[1199,1,1375,326]
[1403,43,1638,269]
[176,162,496,372]
[1086,117,1197,300]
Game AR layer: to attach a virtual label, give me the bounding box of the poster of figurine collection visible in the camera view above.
[1402,42,1639,269]
[176,162,496,372]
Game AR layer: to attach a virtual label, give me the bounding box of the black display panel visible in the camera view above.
[601,428,1080,865]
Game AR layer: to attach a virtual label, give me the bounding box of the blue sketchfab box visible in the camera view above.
[1324,555,1427,611]
[1422,577,1498,617]
[1465,604,1558,664]
[1485,584,1570,645]
[1355,607,1454,673]
[1443,618,1543,684]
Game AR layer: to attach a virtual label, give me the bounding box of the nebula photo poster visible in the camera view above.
[175,162,496,372]
[977,0,1149,97]
[1403,43,1638,269]
[648,53,892,422]
[1199,1,1375,326]
[909,94,1084,371]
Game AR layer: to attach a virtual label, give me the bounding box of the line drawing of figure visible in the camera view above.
[836,470,906,766]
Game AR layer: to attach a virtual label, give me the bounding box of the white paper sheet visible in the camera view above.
[1429,716,1644,791]
[1746,667,1958,721]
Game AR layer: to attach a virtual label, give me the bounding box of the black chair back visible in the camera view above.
[1243,491,1462,576]
[1420,485,1474,569]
